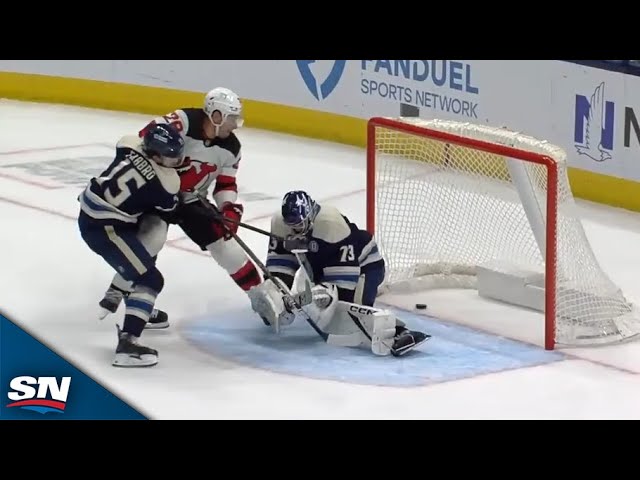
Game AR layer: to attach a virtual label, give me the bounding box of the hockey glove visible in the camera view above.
[156,198,184,225]
[215,202,243,240]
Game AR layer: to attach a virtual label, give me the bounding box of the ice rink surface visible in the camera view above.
[1,99,639,419]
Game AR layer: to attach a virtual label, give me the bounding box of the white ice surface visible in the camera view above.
[1,99,639,419]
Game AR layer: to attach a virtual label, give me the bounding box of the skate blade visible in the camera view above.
[391,335,431,357]
[112,353,158,368]
[144,321,170,330]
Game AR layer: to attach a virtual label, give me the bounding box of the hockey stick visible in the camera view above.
[198,203,300,248]
[210,213,312,256]
[218,217,279,240]
[196,198,329,341]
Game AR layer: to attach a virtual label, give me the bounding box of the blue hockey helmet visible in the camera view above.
[281,190,318,235]
[142,123,186,167]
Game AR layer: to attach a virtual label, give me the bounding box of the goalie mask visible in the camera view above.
[281,190,319,236]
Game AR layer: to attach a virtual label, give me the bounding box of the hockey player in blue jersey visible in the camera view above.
[77,124,185,368]
[248,190,430,357]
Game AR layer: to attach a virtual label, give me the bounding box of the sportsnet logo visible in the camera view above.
[6,376,71,414]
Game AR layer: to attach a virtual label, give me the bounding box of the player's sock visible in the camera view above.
[100,282,169,329]
[231,260,262,291]
[124,288,158,333]
[98,283,129,319]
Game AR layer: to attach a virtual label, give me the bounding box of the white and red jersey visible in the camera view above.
[139,108,241,206]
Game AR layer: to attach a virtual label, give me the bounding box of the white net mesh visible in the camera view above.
[370,116,640,347]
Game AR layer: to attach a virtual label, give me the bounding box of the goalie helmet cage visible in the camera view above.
[366,116,640,350]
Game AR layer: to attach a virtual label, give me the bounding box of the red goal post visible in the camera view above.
[366,116,640,350]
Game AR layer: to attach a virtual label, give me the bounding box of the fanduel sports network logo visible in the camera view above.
[296,60,347,101]
[6,376,71,414]
[574,82,614,162]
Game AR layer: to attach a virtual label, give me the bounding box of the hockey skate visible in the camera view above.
[145,309,169,329]
[113,326,158,368]
[391,326,431,357]
[98,286,169,329]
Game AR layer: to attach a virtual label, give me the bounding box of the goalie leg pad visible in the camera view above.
[326,300,394,353]
[371,312,397,356]
[301,283,340,331]
[248,278,295,328]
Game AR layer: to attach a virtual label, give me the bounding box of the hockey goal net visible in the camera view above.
[366,116,640,350]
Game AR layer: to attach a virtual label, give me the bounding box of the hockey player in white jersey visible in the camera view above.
[97,87,263,327]
[248,191,430,356]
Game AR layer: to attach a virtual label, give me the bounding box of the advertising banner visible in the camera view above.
[551,61,640,181]
[3,60,640,180]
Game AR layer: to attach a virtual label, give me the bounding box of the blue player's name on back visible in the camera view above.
[78,136,180,226]
[126,148,158,181]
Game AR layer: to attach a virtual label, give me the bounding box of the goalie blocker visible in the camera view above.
[248,277,430,357]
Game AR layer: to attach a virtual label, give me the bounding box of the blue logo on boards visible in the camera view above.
[296,60,347,101]
[574,82,615,162]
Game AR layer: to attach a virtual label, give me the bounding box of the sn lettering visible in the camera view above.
[7,376,71,402]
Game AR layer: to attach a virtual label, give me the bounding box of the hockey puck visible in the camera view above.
[415,303,427,310]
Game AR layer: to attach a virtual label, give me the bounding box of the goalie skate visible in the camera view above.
[391,327,431,357]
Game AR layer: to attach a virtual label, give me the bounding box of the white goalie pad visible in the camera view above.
[331,302,397,356]
[248,278,295,329]
[296,281,398,356]
[371,313,397,356]
[264,276,400,355]
[300,283,340,330]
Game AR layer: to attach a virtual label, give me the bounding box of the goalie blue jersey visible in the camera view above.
[266,204,383,291]
[79,136,180,226]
